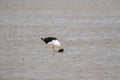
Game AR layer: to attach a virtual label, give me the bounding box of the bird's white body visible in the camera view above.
[47,40,61,47]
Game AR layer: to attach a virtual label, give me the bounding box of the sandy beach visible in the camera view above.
[0,0,120,80]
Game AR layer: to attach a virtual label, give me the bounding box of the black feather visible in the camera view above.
[41,37,57,44]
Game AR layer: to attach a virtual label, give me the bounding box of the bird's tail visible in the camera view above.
[41,38,44,41]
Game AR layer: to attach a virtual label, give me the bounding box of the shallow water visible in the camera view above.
[0,0,120,80]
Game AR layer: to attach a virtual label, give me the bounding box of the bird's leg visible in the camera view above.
[50,45,55,55]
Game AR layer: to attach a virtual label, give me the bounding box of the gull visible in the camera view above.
[41,37,64,55]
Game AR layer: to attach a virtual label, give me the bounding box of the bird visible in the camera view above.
[41,37,64,55]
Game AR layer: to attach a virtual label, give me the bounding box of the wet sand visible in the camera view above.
[0,0,120,80]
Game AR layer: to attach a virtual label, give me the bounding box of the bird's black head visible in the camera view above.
[58,48,64,53]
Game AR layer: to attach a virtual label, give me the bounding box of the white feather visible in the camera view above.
[47,40,61,47]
